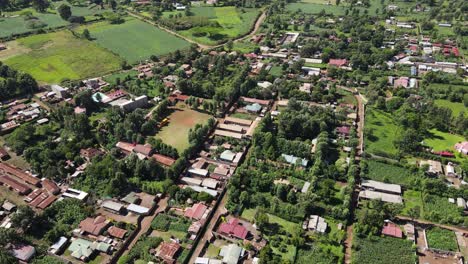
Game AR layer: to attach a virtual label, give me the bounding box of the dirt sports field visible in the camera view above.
[155,105,211,153]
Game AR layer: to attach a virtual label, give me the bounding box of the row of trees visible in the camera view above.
[0,62,38,101]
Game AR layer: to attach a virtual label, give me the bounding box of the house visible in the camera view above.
[217,218,249,240]
[219,244,246,264]
[181,177,202,186]
[224,117,252,127]
[134,144,152,156]
[361,180,402,195]
[0,162,40,186]
[328,59,348,67]
[0,175,31,195]
[188,168,209,177]
[80,148,102,160]
[127,204,150,215]
[156,242,181,264]
[49,236,68,255]
[42,178,60,195]
[244,103,262,113]
[102,200,125,214]
[404,223,415,241]
[446,163,456,177]
[51,84,68,98]
[305,215,327,233]
[456,198,466,209]
[184,203,208,220]
[381,222,403,238]
[10,244,36,262]
[419,160,443,175]
[63,188,88,201]
[220,150,236,162]
[358,190,403,204]
[281,154,309,167]
[336,126,350,137]
[121,192,141,204]
[108,226,127,239]
[455,142,468,155]
[202,178,219,189]
[152,154,176,167]
[79,215,110,236]
[2,200,16,212]
[214,129,244,139]
[68,238,96,261]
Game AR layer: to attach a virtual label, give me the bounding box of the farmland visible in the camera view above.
[363,160,417,186]
[3,30,122,83]
[286,2,346,15]
[79,17,191,63]
[424,129,465,152]
[353,235,415,264]
[426,227,458,252]
[364,108,401,157]
[155,105,212,153]
[177,7,259,45]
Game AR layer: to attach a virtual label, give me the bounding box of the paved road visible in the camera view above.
[188,191,228,264]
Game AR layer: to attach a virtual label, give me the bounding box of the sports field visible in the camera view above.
[155,106,211,153]
[3,31,122,83]
[178,7,259,45]
[79,17,191,63]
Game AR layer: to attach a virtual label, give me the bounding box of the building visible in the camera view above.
[102,200,125,214]
[214,129,244,140]
[189,168,209,177]
[152,154,176,167]
[336,126,351,137]
[0,175,31,195]
[244,103,262,113]
[80,148,102,161]
[281,154,309,167]
[328,59,348,67]
[79,215,110,236]
[202,178,219,189]
[419,160,443,175]
[219,244,246,264]
[42,178,60,195]
[184,203,208,220]
[220,150,237,162]
[217,218,248,240]
[120,95,148,112]
[224,117,252,127]
[68,238,96,261]
[381,222,403,238]
[361,180,401,195]
[0,162,40,186]
[403,223,415,241]
[0,147,10,160]
[10,244,36,262]
[156,242,181,264]
[49,236,68,255]
[108,226,127,239]
[51,84,68,98]
[305,215,327,233]
[127,204,150,215]
[181,177,202,186]
[455,142,468,155]
[358,190,403,204]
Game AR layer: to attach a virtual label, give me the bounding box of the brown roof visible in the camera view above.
[41,179,60,195]
[152,154,176,167]
[107,226,127,239]
[0,163,40,186]
[157,242,181,263]
[36,194,56,209]
[0,175,31,194]
[134,144,152,156]
[79,216,109,236]
[80,148,102,159]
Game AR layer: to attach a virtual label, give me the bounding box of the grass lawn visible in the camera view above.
[79,17,191,63]
[426,227,458,252]
[3,30,122,84]
[206,244,220,258]
[230,112,256,120]
[103,70,138,85]
[364,160,416,186]
[424,129,465,152]
[269,66,283,77]
[353,235,415,264]
[402,190,424,217]
[155,105,211,153]
[286,2,347,15]
[365,108,400,156]
[434,99,466,117]
[179,7,259,45]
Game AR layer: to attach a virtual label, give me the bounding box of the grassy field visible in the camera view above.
[364,160,416,186]
[424,129,465,152]
[179,7,259,45]
[426,227,458,252]
[230,112,256,120]
[434,99,466,117]
[365,108,400,156]
[3,30,122,83]
[353,235,414,264]
[402,190,424,217]
[286,2,347,15]
[79,17,191,63]
[155,105,211,153]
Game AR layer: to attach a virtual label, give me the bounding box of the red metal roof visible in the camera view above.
[0,175,31,194]
[328,59,348,67]
[217,218,248,240]
[0,163,40,186]
[184,203,207,220]
[108,226,127,239]
[152,154,176,167]
[382,223,403,238]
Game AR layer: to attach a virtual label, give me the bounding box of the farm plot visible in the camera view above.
[3,30,122,84]
[178,7,259,45]
[155,105,211,153]
[426,227,458,252]
[363,160,417,186]
[353,235,415,264]
[79,17,191,63]
[365,108,400,157]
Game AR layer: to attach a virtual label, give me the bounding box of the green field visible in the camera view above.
[424,129,465,152]
[353,235,414,264]
[155,105,211,153]
[402,190,424,217]
[79,17,191,63]
[179,7,259,45]
[286,2,347,15]
[364,160,416,186]
[365,108,400,156]
[3,30,122,83]
[434,99,466,117]
[426,227,458,252]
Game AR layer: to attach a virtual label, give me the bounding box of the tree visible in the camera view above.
[254,209,269,232]
[31,0,49,12]
[58,4,71,20]
[408,206,421,220]
[82,29,91,40]
[11,205,35,231]
[226,40,233,51]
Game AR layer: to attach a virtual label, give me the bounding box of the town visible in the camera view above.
[0,0,467,264]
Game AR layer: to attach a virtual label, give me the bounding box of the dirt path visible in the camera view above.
[396,216,468,233]
[126,10,266,51]
[188,191,228,264]
[344,225,353,264]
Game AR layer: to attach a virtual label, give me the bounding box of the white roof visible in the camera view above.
[102,200,124,211]
[63,188,88,200]
[195,258,209,264]
[202,178,219,189]
[301,182,311,193]
[359,190,403,204]
[188,168,209,177]
[127,204,149,214]
[50,236,68,250]
[361,180,401,194]
[181,177,202,186]
[186,185,218,197]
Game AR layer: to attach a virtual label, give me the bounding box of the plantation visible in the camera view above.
[353,235,415,264]
[79,17,191,63]
[4,30,122,83]
[365,108,401,157]
[426,227,458,252]
[363,160,417,186]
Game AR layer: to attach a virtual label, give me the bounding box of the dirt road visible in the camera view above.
[397,216,468,233]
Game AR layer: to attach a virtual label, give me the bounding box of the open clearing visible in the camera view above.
[155,105,211,153]
[424,129,465,152]
[3,30,122,84]
[365,108,400,156]
[434,99,466,117]
[79,17,191,63]
[178,7,259,45]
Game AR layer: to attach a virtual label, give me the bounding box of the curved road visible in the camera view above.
[126,10,267,51]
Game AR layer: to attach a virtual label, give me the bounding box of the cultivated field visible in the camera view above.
[178,7,259,45]
[155,105,211,153]
[353,235,415,264]
[364,160,416,186]
[3,30,122,83]
[426,227,458,252]
[79,17,191,63]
